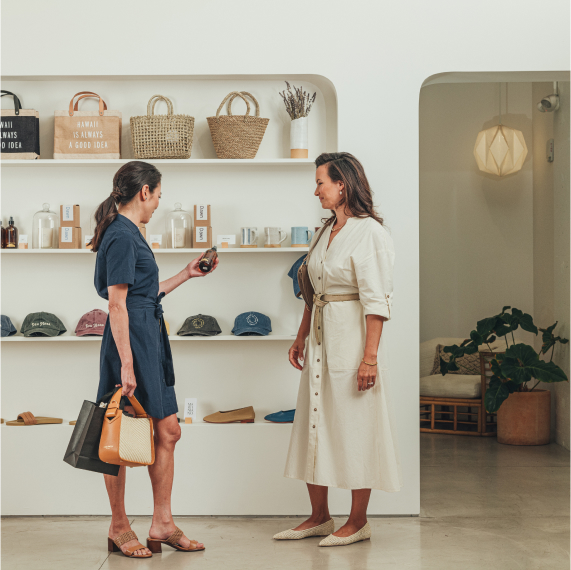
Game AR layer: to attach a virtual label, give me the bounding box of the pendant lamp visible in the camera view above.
[473,83,527,177]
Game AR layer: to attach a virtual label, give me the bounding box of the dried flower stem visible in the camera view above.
[279,81,317,120]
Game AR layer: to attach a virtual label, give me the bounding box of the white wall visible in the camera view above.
[2,0,570,516]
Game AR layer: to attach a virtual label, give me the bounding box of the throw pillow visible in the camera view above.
[431,343,481,375]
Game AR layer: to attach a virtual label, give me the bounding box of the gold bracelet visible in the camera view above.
[362,358,377,366]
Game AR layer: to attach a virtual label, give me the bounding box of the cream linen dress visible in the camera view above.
[284,216,403,491]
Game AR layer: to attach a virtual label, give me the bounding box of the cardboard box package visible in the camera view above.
[194,204,211,227]
[59,226,82,249]
[193,226,212,248]
[60,204,80,227]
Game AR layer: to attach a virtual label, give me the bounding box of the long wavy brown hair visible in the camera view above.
[315,152,384,230]
[90,161,162,252]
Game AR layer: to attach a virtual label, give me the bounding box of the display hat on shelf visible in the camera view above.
[20,312,67,337]
[1,315,17,337]
[231,311,272,336]
[177,314,222,336]
[264,409,295,423]
[288,254,307,300]
[75,309,107,336]
[164,319,170,335]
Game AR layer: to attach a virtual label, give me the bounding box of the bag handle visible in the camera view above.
[1,90,22,115]
[74,94,108,112]
[68,92,106,117]
[105,386,149,419]
[147,95,173,117]
[227,91,261,118]
[215,91,251,121]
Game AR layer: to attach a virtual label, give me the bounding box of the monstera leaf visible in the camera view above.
[500,343,568,384]
[485,376,510,412]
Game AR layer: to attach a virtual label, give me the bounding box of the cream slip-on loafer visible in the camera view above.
[273,518,334,540]
[318,522,371,547]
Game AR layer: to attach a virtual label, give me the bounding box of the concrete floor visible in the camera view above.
[2,433,569,570]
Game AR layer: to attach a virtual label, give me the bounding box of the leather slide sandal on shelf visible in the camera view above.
[108,530,152,558]
[203,406,255,424]
[147,526,205,553]
[6,412,63,426]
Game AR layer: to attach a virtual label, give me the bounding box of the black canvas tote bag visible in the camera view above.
[1,90,40,159]
[63,389,120,476]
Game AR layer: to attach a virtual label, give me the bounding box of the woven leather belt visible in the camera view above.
[312,292,360,344]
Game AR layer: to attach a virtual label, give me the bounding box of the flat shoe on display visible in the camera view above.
[6,412,63,426]
[147,526,205,552]
[318,522,371,547]
[108,530,152,558]
[203,406,255,424]
[264,409,295,423]
[273,518,334,540]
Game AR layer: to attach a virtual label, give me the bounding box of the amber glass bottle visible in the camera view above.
[1,220,6,249]
[198,246,218,273]
[5,217,18,248]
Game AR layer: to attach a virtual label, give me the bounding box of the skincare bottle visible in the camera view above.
[198,246,218,273]
[6,217,18,248]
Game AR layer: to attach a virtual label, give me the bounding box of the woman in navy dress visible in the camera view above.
[92,161,218,558]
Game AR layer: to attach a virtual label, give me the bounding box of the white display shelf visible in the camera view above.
[1,247,308,254]
[1,334,296,342]
[1,158,315,168]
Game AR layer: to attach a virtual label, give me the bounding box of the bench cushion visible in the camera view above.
[420,374,484,399]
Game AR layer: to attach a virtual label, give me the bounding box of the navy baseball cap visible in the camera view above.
[1,315,17,337]
[288,254,307,300]
[232,311,272,336]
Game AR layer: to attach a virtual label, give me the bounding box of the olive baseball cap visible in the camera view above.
[177,314,222,336]
[21,312,67,337]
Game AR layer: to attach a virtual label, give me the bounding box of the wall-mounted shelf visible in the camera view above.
[1,247,308,254]
[1,158,316,168]
[1,334,296,342]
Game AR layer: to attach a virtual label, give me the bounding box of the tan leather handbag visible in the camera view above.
[297,224,329,311]
[99,387,155,467]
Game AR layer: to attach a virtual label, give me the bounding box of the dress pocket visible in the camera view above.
[322,302,366,370]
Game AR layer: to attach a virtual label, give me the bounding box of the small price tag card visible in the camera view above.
[85,234,94,249]
[184,398,197,424]
[217,234,236,248]
[150,234,162,249]
[18,235,28,249]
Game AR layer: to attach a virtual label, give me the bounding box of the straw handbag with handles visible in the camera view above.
[99,387,155,467]
[130,95,195,159]
[207,91,269,159]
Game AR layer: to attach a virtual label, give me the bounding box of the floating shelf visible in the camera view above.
[1,334,296,342]
[1,158,315,168]
[1,247,308,254]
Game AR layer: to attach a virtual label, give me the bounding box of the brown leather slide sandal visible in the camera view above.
[108,530,152,558]
[147,526,205,553]
[6,412,63,426]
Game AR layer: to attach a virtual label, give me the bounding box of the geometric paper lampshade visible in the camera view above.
[473,124,528,176]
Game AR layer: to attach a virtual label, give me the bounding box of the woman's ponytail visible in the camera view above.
[90,161,162,252]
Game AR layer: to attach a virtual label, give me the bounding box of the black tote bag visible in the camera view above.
[63,389,120,476]
[1,90,40,159]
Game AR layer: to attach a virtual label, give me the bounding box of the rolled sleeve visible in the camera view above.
[352,231,395,320]
[105,233,137,287]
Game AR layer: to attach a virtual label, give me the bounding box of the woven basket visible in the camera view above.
[207,91,269,159]
[130,95,194,159]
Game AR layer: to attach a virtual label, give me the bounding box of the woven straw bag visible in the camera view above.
[130,95,194,159]
[207,91,269,159]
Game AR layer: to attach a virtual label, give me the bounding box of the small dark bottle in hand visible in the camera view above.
[198,246,218,273]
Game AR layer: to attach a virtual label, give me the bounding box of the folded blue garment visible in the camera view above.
[264,409,295,423]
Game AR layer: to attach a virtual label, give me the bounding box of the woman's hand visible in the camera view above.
[357,361,377,391]
[288,337,306,370]
[120,363,137,398]
[186,252,220,279]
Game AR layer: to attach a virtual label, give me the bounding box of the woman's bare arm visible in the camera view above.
[357,314,386,391]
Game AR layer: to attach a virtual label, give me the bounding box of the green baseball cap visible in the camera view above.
[20,312,67,337]
[177,314,222,336]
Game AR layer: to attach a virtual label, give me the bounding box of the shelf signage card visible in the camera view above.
[184,398,198,424]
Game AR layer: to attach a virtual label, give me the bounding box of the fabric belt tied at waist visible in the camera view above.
[312,292,360,344]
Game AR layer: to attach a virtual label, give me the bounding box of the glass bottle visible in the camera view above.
[1,219,6,249]
[165,203,192,249]
[32,203,59,249]
[5,217,18,248]
[198,246,218,273]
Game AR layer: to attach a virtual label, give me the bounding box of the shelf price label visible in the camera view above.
[184,398,197,424]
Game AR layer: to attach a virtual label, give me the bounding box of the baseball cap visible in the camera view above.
[164,319,170,335]
[75,309,108,336]
[1,315,17,337]
[20,312,67,337]
[288,254,307,300]
[232,311,272,336]
[177,314,222,336]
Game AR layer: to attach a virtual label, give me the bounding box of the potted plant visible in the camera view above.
[438,306,568,445]
[279,81,316,159]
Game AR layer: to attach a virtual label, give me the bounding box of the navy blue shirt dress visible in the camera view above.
[95,214,177,419]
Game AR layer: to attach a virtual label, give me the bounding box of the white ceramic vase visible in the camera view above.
[290,116,308,158]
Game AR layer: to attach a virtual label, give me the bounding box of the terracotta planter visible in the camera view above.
[496,389,551,445]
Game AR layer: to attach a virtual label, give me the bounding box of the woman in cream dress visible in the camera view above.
[275,152,403,547]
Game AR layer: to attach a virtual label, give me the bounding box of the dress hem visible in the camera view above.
[283,472,404,493]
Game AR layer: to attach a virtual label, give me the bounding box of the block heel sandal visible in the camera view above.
[108,531,152,558]
[147,526,205,553]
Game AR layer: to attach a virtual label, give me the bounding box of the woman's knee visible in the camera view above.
[155,416,181,448]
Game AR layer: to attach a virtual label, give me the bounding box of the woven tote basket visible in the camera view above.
[130,95,194,159]
[207,91,269,159]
